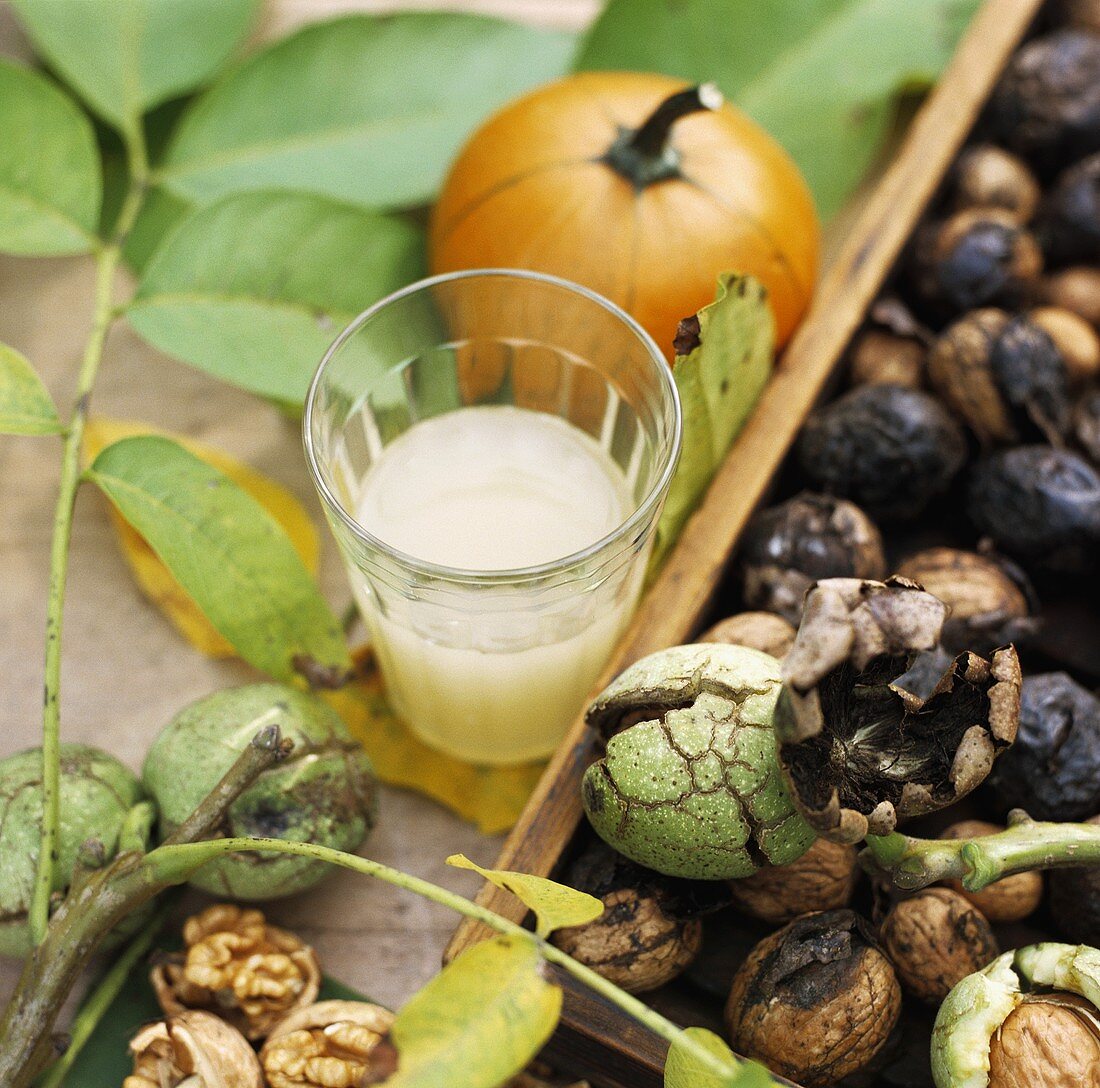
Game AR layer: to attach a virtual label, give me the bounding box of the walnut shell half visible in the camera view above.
[725,909,901,1088]
[124,1010,263,1088]
[152,904,321,1040]
[777,578,1021,844]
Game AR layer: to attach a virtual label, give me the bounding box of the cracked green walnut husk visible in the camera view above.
[581,644,815,880]
[931,943,1100,1087]
[0,743,151,958]
[143,683,377,899]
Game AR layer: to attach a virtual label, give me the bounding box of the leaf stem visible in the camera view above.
[146,837,769,1086]
[862,812,1100,890]
[28,117,151,947]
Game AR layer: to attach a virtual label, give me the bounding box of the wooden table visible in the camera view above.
[0,0,595,1018]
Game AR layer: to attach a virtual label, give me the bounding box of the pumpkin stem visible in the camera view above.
[604,83,723,189]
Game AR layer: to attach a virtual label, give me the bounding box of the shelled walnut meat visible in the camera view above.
[152,904,321,1040]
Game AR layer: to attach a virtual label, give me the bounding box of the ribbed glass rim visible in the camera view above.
[303,268,682,583]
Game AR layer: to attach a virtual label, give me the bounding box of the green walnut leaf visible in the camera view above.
[447,854,604,938]
[650,273,773,570]
[0,343,62,436]
[10,0,259,133]
[386,935,562,1088]
[85,435,349,682]
[0,60,100,256]
[576,0,979,219]
[665,1027,776,1088]
[154,14,577,211]
[126,191,424,403]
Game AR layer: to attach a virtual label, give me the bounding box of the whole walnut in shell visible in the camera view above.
[725,909,901,1088]
[1029,305,1100,386]
[880,888,999,1004]
[727,837,859,925]
[152,904,320,1040]
[941,820,1043,923]
[989,994,1100,1088]
[259,1000,394,1088]
[697,611,797,659]
[739,493,886,624]
[124,1010,263,1088]
[952,144,1041,223]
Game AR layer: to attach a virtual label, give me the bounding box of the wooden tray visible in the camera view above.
[447,0,1046,1083]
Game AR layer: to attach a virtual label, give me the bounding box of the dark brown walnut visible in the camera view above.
[795,386,967,520]
[698,611,797,659]
[1076,388,1100,463]
[912,208,1042,313]
[727,837,859,925]
[724,909,901,1088]
[1039,266,1100,328]
[987,993,1100,1088]
[151,904,321,1041]
[1050,815,1100,944]
[549,842,713,994]
[968,445,1100,572]
[990,28,1100,169]
[879,888,999,1004]
[952,144,1041,224]
[259,1000,394,1088]
[927,308,1071,445]
[776,577,1021,844]
[849,328,926,388]
[941,820,1044,922]
[895,547,1037,656]
[1037,152,1100,264]
[1029,305,1100,386]
[988,672,1100,821]
[739,493,886,624]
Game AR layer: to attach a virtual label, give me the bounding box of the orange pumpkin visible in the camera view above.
[430,72,820,357]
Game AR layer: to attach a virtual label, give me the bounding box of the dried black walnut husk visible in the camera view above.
[1037,152,1100,263]
[952,144,1041,224]
[967,445,1100,571]
[988,672,1100,821]
[1049,815,1100,944]
[912,208,1042,313]
[739,493,886,625]
[776,577,1021,844]
[724,908,902,1088]
[990,28,1100,170]
[927,309,1071,445]
[1076,388,1100,463]
[795,385,967,520]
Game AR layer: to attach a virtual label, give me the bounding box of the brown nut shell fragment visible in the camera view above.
[124,1010,263,1088]
[698,612,797,659]
[953,144,1041,223]
[1029,306,1100,386]
[777,578,1021,844]
[942,820,1044,922]
[727,837,859,925]
[725,909,901,1088]
[152,903,320,1040]
[1039,266,1100,328]
[260,1000,395,1088]
[880,888,999,1004]
[988,993,1100,1088]
[849,328,926,388]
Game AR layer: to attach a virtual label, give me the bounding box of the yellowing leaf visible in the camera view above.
[0,342,62,435]
[447,855,603,939]
[385,936,561,1088]
[84,419,318,657]
[665,1026,776,1088]
[323,649,544,834]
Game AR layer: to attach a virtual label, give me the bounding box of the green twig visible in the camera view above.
[28,114,151,947]
[34,896,177,1088]
[146,837,770,1087]
[862,811,1100,891]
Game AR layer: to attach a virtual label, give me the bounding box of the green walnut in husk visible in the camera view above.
[581,644,815,880]
[776,577,1021,844]
[931,943,1100,1087]
[143,683,377,899]
[0,744,150,958]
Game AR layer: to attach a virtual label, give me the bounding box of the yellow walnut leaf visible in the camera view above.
[83,418,319,657]
[323,649,545,834]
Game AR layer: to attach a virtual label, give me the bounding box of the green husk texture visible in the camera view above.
[142,683,377,899]
[582,645,815,880]
[0,745,146,958]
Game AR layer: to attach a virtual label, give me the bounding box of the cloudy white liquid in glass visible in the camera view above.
[351,405,638,763]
